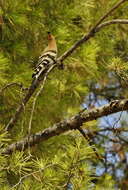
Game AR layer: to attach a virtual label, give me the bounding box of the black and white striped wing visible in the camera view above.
[32,50,57,79]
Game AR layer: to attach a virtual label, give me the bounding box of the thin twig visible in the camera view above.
[112,111,123,129]
[64,157,75,190]
[96,19,128,32]
[77,127,104,162]
[28,66,56,155]
[28,65,55,135]
[10,164,56,189]
[0,82,23,94]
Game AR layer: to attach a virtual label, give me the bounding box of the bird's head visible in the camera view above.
[46,31,57,52]
[47,32,55,41]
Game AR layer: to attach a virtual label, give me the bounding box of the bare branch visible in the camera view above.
[3,99,128,154]
[0,82,23,94]
[77,127,104,162]
[58,0,128,62]
[96,19,128,32]
[93,0,128,29]
[28,65,55,135]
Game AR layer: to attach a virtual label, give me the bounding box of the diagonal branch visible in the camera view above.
[5,0,128,131]
[3,99,128,154]
[93,0,128,29]
[58,0,128,62]
[77,127,104,162]
[5,65,56,131]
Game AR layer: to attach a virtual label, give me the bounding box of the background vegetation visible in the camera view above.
[0,0,128,189]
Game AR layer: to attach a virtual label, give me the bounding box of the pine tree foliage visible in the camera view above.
[0,0,128,189]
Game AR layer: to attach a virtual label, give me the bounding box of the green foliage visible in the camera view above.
[0,53,10,85]
[0,0,127,189]
[8,152,33,175]
[109,57,128,82]
[0,134,95,189]
[95,174,116,190]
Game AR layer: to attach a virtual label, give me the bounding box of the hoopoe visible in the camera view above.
[32,32,57,80]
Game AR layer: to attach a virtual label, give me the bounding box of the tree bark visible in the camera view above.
[3,99,128,154]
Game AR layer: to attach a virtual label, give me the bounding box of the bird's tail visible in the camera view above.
[31,65,47,88]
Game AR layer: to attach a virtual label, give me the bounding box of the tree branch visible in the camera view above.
[58,0,128,62]
[96,19,128,32]
[3,99,128,154]
[93,0,128,29]
[5,0,128,131]
[28,66,55,135]
[5,65,56,131]
[0,82,24,94]
[77,127,104,162]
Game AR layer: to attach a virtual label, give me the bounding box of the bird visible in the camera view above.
[32,32,57,80]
